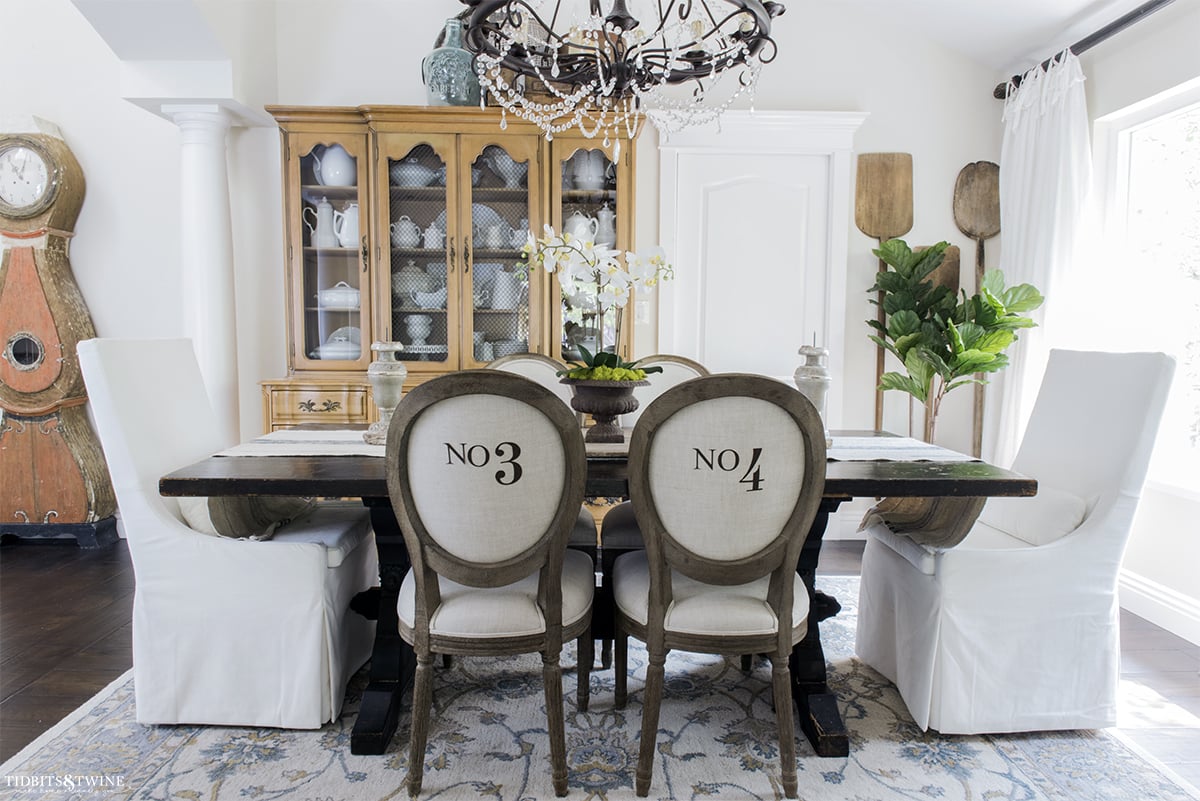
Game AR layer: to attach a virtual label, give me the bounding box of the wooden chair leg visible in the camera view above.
[543,652,569,797]
[407,653,435,798]
[772,654,798,799]
[601,638,612,669]
[614,621,629,709]
[577,628,593,712]
[636,649,666,797]
[740,654,753,671]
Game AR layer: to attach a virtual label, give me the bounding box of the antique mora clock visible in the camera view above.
[0,116,115,546]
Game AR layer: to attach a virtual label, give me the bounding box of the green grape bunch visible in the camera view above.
[557,346,663,381]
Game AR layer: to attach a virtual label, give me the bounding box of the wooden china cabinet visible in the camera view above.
[262,106,637,431]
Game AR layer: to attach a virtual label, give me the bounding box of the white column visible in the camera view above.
[165,105,240,444]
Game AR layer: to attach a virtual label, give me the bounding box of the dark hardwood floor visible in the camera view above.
[0,535,135,762]
[1,537,1196,791]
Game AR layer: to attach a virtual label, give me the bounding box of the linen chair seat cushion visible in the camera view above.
[398,549,594,638]
[613,551,810,637]
[270,502,376,568]
[976,486,1088,546]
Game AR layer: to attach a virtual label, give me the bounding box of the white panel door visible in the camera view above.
[670,152,829,377]
[658,111,867,427]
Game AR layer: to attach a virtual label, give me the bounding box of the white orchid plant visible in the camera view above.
[521,225,674,379]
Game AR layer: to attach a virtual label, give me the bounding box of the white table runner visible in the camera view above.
[219,430,976,463]
[827,436,976,462]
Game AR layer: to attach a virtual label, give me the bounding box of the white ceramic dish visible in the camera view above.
[327,326,361,344]
[309,341,361,360]
[317,281,360,309]
[390,160,436,187]
[435,205,504,240]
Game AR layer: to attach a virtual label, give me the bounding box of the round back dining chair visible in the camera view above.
[385,370,592,798]
[612,373,827,798]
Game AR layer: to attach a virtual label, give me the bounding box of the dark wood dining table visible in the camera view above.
[159,430,1035,758]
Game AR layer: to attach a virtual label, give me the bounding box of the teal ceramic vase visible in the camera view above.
[422,18,481,107]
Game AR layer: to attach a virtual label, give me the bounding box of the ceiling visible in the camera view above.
[814,0,1165,75]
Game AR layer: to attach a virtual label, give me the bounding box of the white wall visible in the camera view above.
[3,0,1004,450]
[1078,0,1200,645]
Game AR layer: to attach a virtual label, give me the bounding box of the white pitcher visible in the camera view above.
[333,202,360,248]
[312,144,356,187]
[303,196,338,248]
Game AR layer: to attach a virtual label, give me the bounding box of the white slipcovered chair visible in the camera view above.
[612,374,827,798]
[386,370,592,798]
[77,338,378,728]
[856,349,1176,733]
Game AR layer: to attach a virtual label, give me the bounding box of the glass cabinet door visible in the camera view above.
[291,134,370,369]
[376,134,457,371]
[550,141,630,363]
[458,134,543,367]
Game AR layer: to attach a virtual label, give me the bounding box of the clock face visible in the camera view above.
[0,138,58,219]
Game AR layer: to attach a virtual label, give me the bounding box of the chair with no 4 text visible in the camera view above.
[612,373,827,798]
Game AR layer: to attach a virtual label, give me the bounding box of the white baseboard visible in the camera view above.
[1119,568,1200,647]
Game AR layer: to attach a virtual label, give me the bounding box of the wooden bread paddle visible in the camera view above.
[952,161,1001,457]
[855,153,914,431]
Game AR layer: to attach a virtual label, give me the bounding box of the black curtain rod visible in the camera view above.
[991,0,1176,99]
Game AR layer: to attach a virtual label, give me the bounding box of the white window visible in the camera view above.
[1093,79,1200,494]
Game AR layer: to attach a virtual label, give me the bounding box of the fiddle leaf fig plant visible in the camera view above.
[867,238,1044,437]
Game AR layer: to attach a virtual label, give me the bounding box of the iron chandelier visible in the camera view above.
[461,0,785,149]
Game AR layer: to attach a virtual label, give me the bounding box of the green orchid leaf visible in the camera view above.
[887,309,921,338]
[578,343,595,365]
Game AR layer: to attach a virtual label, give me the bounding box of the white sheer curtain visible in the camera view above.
[986,51,1093,466]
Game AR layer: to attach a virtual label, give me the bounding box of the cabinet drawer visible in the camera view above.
[268,386,369,425]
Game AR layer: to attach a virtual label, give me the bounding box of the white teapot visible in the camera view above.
[333,202,360,247]
[313,144,356,187]
[423,223,444,249]
[390,215,421,248]
[303,196,338,248]
[572,149,606,190]
[564,210,599,242]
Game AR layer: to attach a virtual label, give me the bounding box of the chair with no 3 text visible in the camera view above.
[385,370,593,797]
[612,373,827,798]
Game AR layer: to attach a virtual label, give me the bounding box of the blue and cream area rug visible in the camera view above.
[3,577,1198,800]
